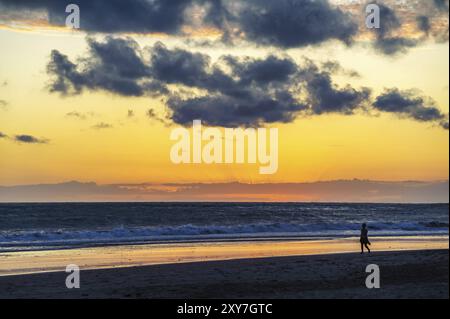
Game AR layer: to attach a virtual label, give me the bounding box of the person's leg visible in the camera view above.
[365,243,371,253]
[361,243,364,253]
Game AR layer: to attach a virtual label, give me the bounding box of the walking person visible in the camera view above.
[360,223,371,254]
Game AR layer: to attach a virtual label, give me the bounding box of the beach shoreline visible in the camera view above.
[0,235,448,277]
[0,249,447,299]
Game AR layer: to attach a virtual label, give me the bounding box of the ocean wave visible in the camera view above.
[0,221,447,249]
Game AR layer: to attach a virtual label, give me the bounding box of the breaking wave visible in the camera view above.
[0,221,447,251]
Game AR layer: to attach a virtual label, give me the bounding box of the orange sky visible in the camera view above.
[0,0,448,202]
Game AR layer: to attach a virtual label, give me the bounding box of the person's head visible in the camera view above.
[362,223,367,229]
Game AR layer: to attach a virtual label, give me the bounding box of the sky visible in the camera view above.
[0,0,448,202]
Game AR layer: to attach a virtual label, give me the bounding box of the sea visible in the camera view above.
[0,203,448,252]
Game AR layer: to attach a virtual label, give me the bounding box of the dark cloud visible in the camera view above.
[47,39,333,126]
[200,0,231,30]
[0,132,51,143]
[201,1,445,52]
[431,0,450,42]
[307,74,370,115]
[66,111,88,120]
[375,37,419,56]
[300,62,370,115]
[0,0,194,34]
[46,39,174,97]
[0,0,357,48]
[0,99,7,109]
[47,37,151,96]
[149,42,211,88]
[321,61,360,78]
[48,38,447,129]
[91,122,113,130]
[229,55,298,86]
[159,51,368,126]
[47,50,84,95]
[433,0,449,11]
[218,0,358,48]
[416,16,431,35]
[146,109,157,119]
[87,37,150,78]
[47,39,311,126]
[156,52,305,126]
[14,134,49,144]
[168,91,306,127]
[373,89,449,129]
[372,4,419,55]
[2,0,445,53]
[146,108,168,125]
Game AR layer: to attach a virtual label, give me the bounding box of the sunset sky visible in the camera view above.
[0,0,448,201]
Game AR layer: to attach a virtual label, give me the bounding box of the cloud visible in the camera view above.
[0,180,448,203]
[431,0,450,42]
[166,55,368,126]
[146,108,168,125]
[374,37,419,56]
[14,134,49,144]
[45,39,308,126]
[321,61,360,78]
[227,55,298,85]
[416,15,431,35]
[45,39,184,97]
[66,111,89,120]
[1,0,447,54]
[434,0,449,11]
[47,39,371,126]
[149,42,217,89]
[46,37,448,129]
[47,37,152,96]
[168,93,306,127]
[47,50,84,95]
[0,0,195,34]
[1,0,357,48]
[91,122,113,130]
[214,0,358,48]
[146,108,157,119]
[0,99,7,110]
[373,89,449,129]
[0,132,50,143]
[204,1,448,53]
[299,62,371,115]
[165,54,307,126]
[372,4,419,55]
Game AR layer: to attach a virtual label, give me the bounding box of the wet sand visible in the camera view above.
[0,249,447,299]
[0,236,447,276]
[0,236,448,299]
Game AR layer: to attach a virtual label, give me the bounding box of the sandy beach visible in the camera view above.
[0,236,448,276]
[0,249,447,299]
[0,236,448,298]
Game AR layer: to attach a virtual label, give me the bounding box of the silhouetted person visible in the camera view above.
[360,223,371,254]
